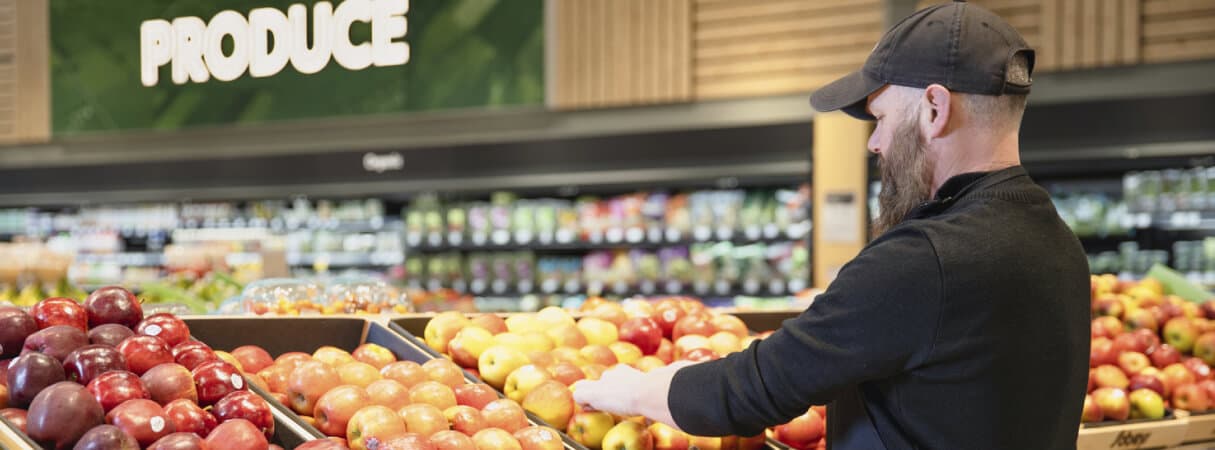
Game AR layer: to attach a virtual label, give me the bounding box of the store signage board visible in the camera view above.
[51,0,544,136]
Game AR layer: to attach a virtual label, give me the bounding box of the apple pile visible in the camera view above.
[423,298,771,450]
[251,342,568,450]
[0,286,279,450]
[1085,275,1215,423]
[767,406,826,450]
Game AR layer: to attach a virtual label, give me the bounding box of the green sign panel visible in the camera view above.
[51,0,544,135]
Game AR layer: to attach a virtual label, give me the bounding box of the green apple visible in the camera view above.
[1164,318,1198,354]
[567,412,615,450]
[1129,388,1166,419]
[479,346,530,390]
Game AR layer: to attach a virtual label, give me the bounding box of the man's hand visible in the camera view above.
[572,361,697,430]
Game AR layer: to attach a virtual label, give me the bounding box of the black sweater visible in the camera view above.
[668,166,1090,450]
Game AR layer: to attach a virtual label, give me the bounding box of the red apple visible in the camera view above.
[445,405,489,436]
[232,346,275,374]
[147,432,208,450]
[1132,328,1162,354]
[274,352,312,371]
[205,419,269,450]
[119,335,175,375]
[774,409,825,450]
[481,399,528,433]
[213,390,275,439]
[514,426,565,450]
[1164,363,1197,393]
[107,398,176,447]
[1093,364,1130,390]
[618,317,663,355]
[1090,338,1118,368]
[549,362,586,386]
[1151,344,1183,368]
[26,382,105,448]
[1092,296,1126,321]
[22,324,88,362]
[164,397,218,438]
[399,403,449,438]
[64,344,128,385]
[32,297,88,332]
[0,408,27,434]
[1128,373,1167,398]
[672,314,715,342]
[288,360,342,415]
[455,383,500,410]
[136,314,191,349]
[424,359,468,389]
[172,341,219,372]
[88,370,152,412]
[352,343,397,370]
[89,324,136,348]
[683,348,719,362]
[1081,394,1103,423]
[0,306,37,358]
[655,339,674,364]
[1091,316,1124,339]
[1112,333,1146,355]
[1092,387,1130,421]
[1174,382,1212,411]
[74,424,140,450]
[1117,352,1151,376]
[142,363,199,405]
[192,360,246,406]
[7,352,67,408]
[382,361,429,389]
[385,432,438,450]
[1186,357,1214,381]
[258,363,292,394]
[651,302,685,339]
[472,314,509,335]
[432,430,478,450]
[314,385,372,437]
[1198,379,1215,405]
[367,379,411,411]
[85,286,144,329]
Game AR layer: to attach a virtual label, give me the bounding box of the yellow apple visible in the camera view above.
[494,332,530,353]
[620,299,654,319]
[506,314,542,334]
[479,345,530,389]
[673,335,710,360]
[536,306,576,329]
[347,405,408,450]
[577,318,619,347]
[505,364,554,402]
[579,345,618,367]
[601,420,653,450]
[708,332,741,356]
[648,423,689,450]
[567,411,616,450]
[633,356,666,373]
[522,380,575,432]
[547,324,589,349]
[352,343,398,369]
[522,332,556,354]
[553,347,591,366]
[426,312,472,354]
[709,315,748,338]
[608,342,644,365]
[314,346,356,368]
[451,327,496,369]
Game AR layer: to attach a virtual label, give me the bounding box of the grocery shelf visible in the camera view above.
[406,278,809,299]
[405,224,811,253]
[285,251,404,267]
[74,252,165,267]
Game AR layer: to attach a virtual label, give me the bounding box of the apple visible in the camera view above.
[674,335,711,360]
[473,428,523,450]
[1174,382,1212,411]
[192,360,246,406]
[1198,379,1215,404]
[213,390,275,439]
[399,403,448,438]
[522,381,574,432]
[89,324,136,348]
[482,398,529,433]
[1093,365,1129,390]
[107,398,176,446]
[85,286,144,329]
[1124,308,1159,334]
[348,405,408,450]
[601,420,653,450]
[147,432,208,450]
[588,303,628,328]
[582,364,609,381]
[32,297,89,332]
[424,359,467,389]
[1194,333,1215,367]
[621,300,655,320]
[671,314,716,342]
[1128,373,1167,397]
[455,383,500,410]
[655,339,674,364]
[608,342,644,366]
[366,379,411,410]
[1092,296,1126,320]
[633,357,666,373]
[232,346,276,373]
[549,362,586,386]
[682,348,718,363]
[338,361,383,388]
[1132,328,1162,354]
[1151,344,1183,368]
[521,332,555,354]
[1080,394,1103,422]
[707,332,742,356]
[774,408,825,449]
[64,344,128,385]
[382,360,429,389]
[164,398,218,438]
[410,380,458,410]
[576,318,619,347]
[384,433,437,450]
[171,341,218,372]
[479,346,530,390]
[1112,333,1144,355]
[0,407,26,434]
[88,370,152,412]
[710,315,748,339]
[618,318,663,356]
[314,346,356,368]
[493,333,529,353]
[515,426,565,450]
[432,430,478,450]
[1165,362,1198,390]
[257,363,292,394]
[1091,387,1130,421]
[579,345,618,367]
[135,314,190,348]
[1091,316,1124,339]
[288,360,342,415]
[7,352,66,408]
[118,335,175,375]
[526,351,557,370]
[22,324,88,362]
[1117,352,1151,376]
[1186,357,1214,381]
[315,385,372,437]
[567,411,614,449]
[445,405,488,435]
[427,312,473,354]
[506,316,542,335]
[348,344,395,370]
[206,419,269,450]
[74,424,140,450]
[26,381,105,449]
[1165,317,1198,354]
[275,352,313,370]
[0,306,37,358]
[537,307,576,329]
[472,314,509,335]
[1089,338,1117,368]
[547,325,589,350]
[505,364,553,402]
[1128,388,1166,419]
[648,423,688,450]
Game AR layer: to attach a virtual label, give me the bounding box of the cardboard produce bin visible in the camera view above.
[1077,416,1189,450]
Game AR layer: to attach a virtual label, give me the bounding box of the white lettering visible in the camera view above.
[203,10,250,82]
[248,8,291,78]
[140,20,172,87]
[363,152,404,173]
[288,2,334,74]
[332,0,373,71]
[372,0,409,67]
[171,17,209,84]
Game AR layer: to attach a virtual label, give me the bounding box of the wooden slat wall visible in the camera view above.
[549,0,692,110]
[1141,0,1215,63]
[0,0,49,145]
[693,0,883,100]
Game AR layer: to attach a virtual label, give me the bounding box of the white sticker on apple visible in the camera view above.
[145,325,163,336]
[150,416,166,433]
[231,374,244,389]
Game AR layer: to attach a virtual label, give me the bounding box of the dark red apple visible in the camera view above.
[22,325,88,362]
[1133,328,1162,354]
[652,302,686,339]
[64,344,128,385]
[31,297,88,332]
[0,306,37,358]
[192,360,246,406]
[164,397,218,438]
[74,424,140,450]
[107,398,176,447]
[172,341,219,371]
[205,419,268,450]
[143,363,199,405]
[26,381,105,450]
[618,317,663,355]
[0,407,27,433]
[90,323,137,348]
[148,432,209,450]
[87,370,152,412]
[1129,373,1167,397]
[1151,344,1183,368]
[118,335,174,375]
[7,352,66,408]
[213,390,275,439]
[85,286,144,329]
[1202,301,1215,320]
[136,314,191,348]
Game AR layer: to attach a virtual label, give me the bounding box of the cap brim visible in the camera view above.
[809,71,885,121]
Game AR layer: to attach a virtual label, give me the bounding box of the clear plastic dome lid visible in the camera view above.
[323,275,410,315]
[240,278,323,315]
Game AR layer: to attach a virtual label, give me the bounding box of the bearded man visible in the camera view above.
[572,2,1091,449]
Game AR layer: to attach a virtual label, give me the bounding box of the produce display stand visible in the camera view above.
[0,416,37,450]
[1180,411,1215,446]
[1077,415,1189,450]
[387,309,804,338]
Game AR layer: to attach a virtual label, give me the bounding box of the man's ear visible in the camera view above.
[921,84,952,140]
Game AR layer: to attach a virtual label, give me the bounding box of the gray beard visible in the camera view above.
[872,118,935,237]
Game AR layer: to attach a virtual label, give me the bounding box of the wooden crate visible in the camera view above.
[1077,417,1189,450]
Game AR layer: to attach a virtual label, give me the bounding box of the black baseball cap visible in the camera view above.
[810,0,1035,120]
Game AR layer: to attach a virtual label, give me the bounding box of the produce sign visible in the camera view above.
[51,0,544,135]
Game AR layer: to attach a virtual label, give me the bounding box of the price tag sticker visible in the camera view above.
[541,279,559,293]
[492,280,508,294]
[448,232,463,246]
[763,224,780,239]
[640,280,656,295]
[694,226,711,242]
[626,228,644,243]
[492,230,511,245]
[606,228,624,243]
[666,228,683,243]
[471,280,487,294]
[515,230,534,245]
[231,374,244,389]
[715,226,734,241]
[556,229,575,243]
[150,417,166,433]
[144,325,163,337]
[665,281,683,294]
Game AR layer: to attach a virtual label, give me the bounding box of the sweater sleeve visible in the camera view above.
[668,227,944,436]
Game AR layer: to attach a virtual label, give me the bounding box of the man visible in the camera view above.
[572,2,1091,449]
